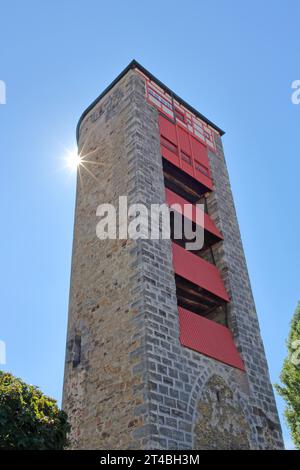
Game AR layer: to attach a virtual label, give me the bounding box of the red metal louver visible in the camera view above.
[165,188,223,243]
[178,306,245,371]
[172,243,229,302]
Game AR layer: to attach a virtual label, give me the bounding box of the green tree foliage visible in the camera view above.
[276,302,300,449]
[0,371,70,449]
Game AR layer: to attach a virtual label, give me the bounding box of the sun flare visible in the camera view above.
[62,144,103,185]
[65,148,82,171]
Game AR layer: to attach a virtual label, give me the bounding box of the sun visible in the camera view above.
[62,144,103,183]
[65,148,82,171]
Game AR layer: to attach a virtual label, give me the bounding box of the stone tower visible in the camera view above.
[62,60,283,449]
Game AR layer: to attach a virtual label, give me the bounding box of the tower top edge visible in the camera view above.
[76,59,225,142]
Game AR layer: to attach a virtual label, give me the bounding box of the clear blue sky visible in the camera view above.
[0,0,299,449]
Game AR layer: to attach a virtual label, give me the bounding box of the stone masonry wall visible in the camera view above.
[63,70,154,449]
[206,138,284,448]
[63,68,284,449]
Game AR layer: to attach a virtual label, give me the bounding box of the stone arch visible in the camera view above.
[192,374,253,450]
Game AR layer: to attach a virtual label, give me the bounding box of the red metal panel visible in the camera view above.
[165,188,223,241]
[178,126,191,155]
[159,114,181,167]
[158,114,213,191]
[185,164,213,191]
[161,143,180,167]
[179,307,245,371]
[172,243,230,302]
[190,136,210,175]
[159,114,177,145]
